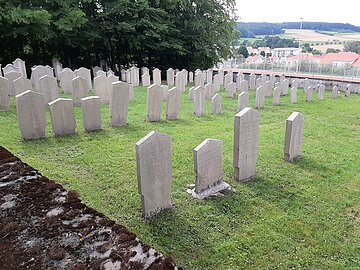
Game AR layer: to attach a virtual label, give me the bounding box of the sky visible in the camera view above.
[235,0,360,27]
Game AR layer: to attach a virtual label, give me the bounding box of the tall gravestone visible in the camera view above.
[218,69,224,85]
[238,91,249,112]
[224,74,231,91]
[72,76,88,106]
[240,80,249,93]
[256,86,265,109]
[94,75,110,104]
[305,86,312,102]
[332,85,339,99]
[213,74,221,93]
[166,87,181,120]
[48,98,77,136]
[15,90,46,140]
[12,58,27,78]
[0,77,9,111]
[211,93,222,115]
[166,68,175,87]
[226,82,236,98]
[194,71,203,87]
[265,80,272,97]
[4,71,22,96]
[281,79,289,95]
[142,74,151,87]
[290,87,297,104]
[318,84,325,100]
[31,65,53,91]
[233,107,260,182]
[284,112,304,162]
[249,73,256,90]
[147,84,163,122]
[272,86,281,106]
[204,83,213,99]
[188,71,194,83]
[74,67,92,92]
[175,73,185,93]
[136,131,172,219]
[59,68,75,94]
[161,85,169,101]
[110,81,130,127]
[193,86,205,117]
[153,68,161,85]
[13,76,31,96]
[39,75,59,105]
[345,84,351,97]
[81,96,102,132]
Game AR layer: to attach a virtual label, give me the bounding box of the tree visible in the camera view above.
[260,50,265,57]
[344,41,360,54]
[326,48,341,54]
[238,45,249,58]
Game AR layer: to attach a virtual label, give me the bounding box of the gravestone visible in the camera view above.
[194,71,204,87]
[188,86,195,100]
[2,64,19,75]
[52,58,63,79]
[272,86,281,106]
[48,98,77,136]
[13,76,31,96]
[166,68,175,86]
[12,58,27,78]
[110,81,130,127]
[318,84,325,100]
[193,139,227,195]
[213,74,221,93]
[175,73,185,93]
[204,83,213,99]
[166,87,181,120]
[249,73,256,90]
[121,70,126,81]
[188,71,194,83]
[74,67,92,92]
[233,107,260,182]
[81,96,102,132]
[284,112,304,162]
[147,84,163,122]
[218,69,224,85]
[142,67,149,76]
[237,91,249,112]
[0,77,9,111]
[332,85,339,99]
[92,66,101,77]
[211,93,222,115]
[345,84,351,97]
[291,79,298,90]
[142,74,151,87]
[136,131,172,219]
[72,76,88,106]
[31,65,53,91]
[153,68,161,85]
[107,70,114,76]
[96,70,106,77]
[290,87,297,103]
[193,86,205,117]
[161,85,169,101]
[265,80,272,97]
[39,75,59,105]
[224,74,231,90]
[94,75,110,104]
[305,86,312,102]
[4,71,22,96]
[281,79,289,95]
[255,78,263,90]
[304,78,311,93]
[59,68,75,94]
[226,82,236,98]
[15,90,46,140]
[255,86,265,109]
[240,80,249,93]
[206,69,213,84]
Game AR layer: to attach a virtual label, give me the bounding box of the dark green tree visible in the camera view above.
[238,45,249,58]
[344,41,360,54]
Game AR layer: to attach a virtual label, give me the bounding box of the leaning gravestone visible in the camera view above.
[187,139,232,199]
[142,74,151,87]
[146,84,163,122]
[332,85,339,99]
[238,91,249,112]
[0,77,9,111]
[15,90,46,140]
[256,86,265,109]
[284,112,304,162]
[193,86,205,117]
[72,76,88,106]
[59,68,75,94]
[233,107,260,182]
[13,76,31,96]
[81,96,102,132]
[305,86,312,102]
[110,81,130,127]
[4,71,22,96]
[12,58,27,78]
[39,75,59,105]
[74,67,92,92]
[153,68,161,85]
[48,98,77,136]
[94,75,110,104]
[272,86,281,106]
[136,131,172,219]
[166,68,175,87]
[318,84,325,100]
[290,87,297,104]
[211,93,222,115]
[166,87,181,120]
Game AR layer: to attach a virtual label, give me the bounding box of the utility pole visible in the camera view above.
[296,17,303,73]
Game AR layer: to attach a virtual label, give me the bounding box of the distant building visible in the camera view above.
[319,52,360,67]
[271,47,301,58]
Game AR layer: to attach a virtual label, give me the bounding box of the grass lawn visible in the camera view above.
[1,85,359,269]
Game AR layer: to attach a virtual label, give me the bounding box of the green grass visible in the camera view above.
[1,86,359,269]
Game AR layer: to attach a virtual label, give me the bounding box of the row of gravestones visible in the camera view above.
[13,81,134,139]
[136,108,304,219]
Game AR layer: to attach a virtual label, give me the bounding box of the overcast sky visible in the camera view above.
[235,0,360,26]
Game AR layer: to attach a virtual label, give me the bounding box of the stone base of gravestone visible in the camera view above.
[186,182,234,200]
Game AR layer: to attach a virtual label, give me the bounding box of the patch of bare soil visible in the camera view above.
[0,146,180,270]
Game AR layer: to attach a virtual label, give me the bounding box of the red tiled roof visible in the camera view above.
[319,52,360,64]
[287,53,321,61]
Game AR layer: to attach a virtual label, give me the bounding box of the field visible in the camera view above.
[1,86,359,269]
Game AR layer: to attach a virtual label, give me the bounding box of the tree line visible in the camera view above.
[0,0,237,73]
